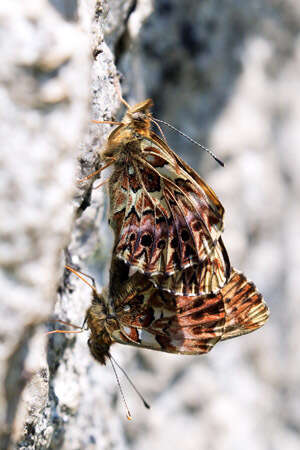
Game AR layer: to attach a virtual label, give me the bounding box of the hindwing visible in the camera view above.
[220,269,269,340]
[102,262,269,356]
[151,237,230,296]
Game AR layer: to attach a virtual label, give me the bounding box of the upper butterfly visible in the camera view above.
[99,99,226,287]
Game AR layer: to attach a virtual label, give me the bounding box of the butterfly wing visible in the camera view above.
[220,269,269,340]
[109,133,225,277]
[108,262,268,354]
[108,260,225,355]
[152,237,230,296]
[111,278,225,355]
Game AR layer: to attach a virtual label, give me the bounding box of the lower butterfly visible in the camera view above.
[65,258,269,364]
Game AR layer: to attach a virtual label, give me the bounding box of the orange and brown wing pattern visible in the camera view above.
[220,269,269,341]
[106,264,268,355]
[111,275,225,355]
[151,237,230,296]
[108,128,225,277]
[83,261,268,363]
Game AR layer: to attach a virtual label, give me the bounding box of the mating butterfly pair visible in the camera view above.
[74,98,269,365]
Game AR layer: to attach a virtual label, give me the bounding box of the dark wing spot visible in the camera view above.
[125,205,139,220]
[172,251,180,267]
[140,167,161,192]
[143,209,155,216]
[209,215,220,226]
[141,234,153,247]
[158,239,166,249]
[185,244,195,258]
[170,237,179,248]
[138,308,154,326]
[193,221,202,231]
[181,229,190,241]
[192,311,204,320]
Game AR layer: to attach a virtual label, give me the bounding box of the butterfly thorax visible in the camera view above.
[86,290,119,365]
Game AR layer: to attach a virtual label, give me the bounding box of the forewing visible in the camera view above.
[109,134,225,276]
[220,269,269,340]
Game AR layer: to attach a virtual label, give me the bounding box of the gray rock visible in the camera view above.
[0,1,132,449]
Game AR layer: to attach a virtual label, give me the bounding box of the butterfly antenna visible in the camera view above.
[108,355,132,420]
[47,266,94,336]
[46,319,84,336]
[113,75,131,109]
[152,117,224,167]
[92,120,122,126]
[93,178,110,190]
[110,354,150,410]
[150,118,168,144]
[65,265,99,296]
[46,328,83,336]
[49,319,82,329]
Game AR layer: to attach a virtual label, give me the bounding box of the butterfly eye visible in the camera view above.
[131,112,146,121]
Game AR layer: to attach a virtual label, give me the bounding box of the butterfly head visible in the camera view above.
[122,98,153,130]
[102,99,154,161]
[86,289,118,365]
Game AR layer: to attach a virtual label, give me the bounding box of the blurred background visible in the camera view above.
[1,1,299,449]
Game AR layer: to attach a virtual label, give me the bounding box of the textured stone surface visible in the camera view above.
[1,0,300,449]
[0,0,131,449]
[0,0,90,447]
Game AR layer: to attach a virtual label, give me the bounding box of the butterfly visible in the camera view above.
[81,258,269,364]
[96,99,228,295]
[83,97,268,363]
